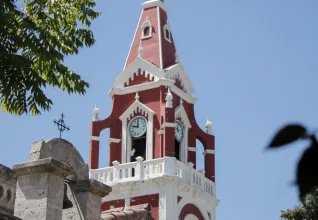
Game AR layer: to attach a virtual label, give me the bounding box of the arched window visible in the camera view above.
[129,116,148,162]
[163,23,172,43]
[141,17,152,39]
[174,120,184,161]
[165,29,170,40]
[143,26,151,38]
[196,139,205,171]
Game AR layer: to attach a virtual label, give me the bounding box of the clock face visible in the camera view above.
[129,116,147,138]
[175,121,184,142]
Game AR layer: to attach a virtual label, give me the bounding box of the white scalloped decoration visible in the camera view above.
[119,100,155,121]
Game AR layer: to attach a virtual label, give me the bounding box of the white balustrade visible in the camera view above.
[89,157,215,197]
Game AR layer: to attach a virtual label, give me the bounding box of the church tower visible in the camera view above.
[89,0,219,219]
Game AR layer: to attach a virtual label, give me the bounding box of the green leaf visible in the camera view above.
[297,140,318,199]
[268,124,307,148]
[0,0,97,115]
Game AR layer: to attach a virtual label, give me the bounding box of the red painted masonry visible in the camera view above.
[90,2,216,218]
[179,203,205,220]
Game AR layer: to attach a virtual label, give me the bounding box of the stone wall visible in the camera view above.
[12,138,112,220]
[0,164,16,218]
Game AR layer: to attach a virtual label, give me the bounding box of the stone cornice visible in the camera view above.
[13,158,72,178]
[76,179,112,197]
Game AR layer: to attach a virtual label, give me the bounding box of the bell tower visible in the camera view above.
[89,0,219,219]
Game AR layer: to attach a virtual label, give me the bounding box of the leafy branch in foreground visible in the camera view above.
[0,0,100,115]
[280,187,318,220]
[267,124,318,200]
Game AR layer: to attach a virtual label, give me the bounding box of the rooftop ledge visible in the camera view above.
[141,0,168,12]
[89,157,215,198]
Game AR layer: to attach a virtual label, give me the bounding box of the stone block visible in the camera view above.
[13,158,72,220]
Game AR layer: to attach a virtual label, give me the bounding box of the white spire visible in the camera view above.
[205,116,212,134]
[135,92,140,101]
[180,98,183,106]
[93,105,100,121]
[165,87,173,108]
[138,41,143,58]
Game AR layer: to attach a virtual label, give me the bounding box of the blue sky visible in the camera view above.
[1,0,318,219]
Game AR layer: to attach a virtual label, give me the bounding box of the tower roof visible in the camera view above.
[124,0,177,70]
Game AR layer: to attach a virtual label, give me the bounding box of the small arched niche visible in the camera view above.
[141,16,153,39]
[196,139,205,171]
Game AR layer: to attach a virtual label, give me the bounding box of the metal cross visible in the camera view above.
[53,113,70,139]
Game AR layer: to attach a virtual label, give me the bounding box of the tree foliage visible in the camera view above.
[268,124,318,199]
[0,0,100,115]
[280,188,318,220]
[267,124,318,219]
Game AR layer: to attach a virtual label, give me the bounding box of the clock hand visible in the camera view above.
[137,120,139,128]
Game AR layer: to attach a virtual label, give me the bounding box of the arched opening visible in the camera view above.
[179,203,205,220]
[184,214,199,220]
[165,29,170,40]
[131,133,147,162]
[196,139,205,171]
[100,128,110,168]
[174,120,184,161]
[143,26,151,38]
[61,162,76,210]
[129,116,148,162]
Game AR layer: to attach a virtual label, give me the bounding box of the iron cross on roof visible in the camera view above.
[53,113,70,139]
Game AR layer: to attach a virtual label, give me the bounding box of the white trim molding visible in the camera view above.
[203,149,215,155]
[108,138,121,145]
[141,16,153,40]
[89,136,100,142]
[114,57,163,89]
[124,11,143,70]
[119,99,155,162]
[157,129,164,135]
[161,122,176,128]
[119,99,155,121]
[165,63,194,95]
[188,147,196,152]
[141,0,168,12]
[175,104,192,129]
[157,6,163,69]
[174,105,191,163]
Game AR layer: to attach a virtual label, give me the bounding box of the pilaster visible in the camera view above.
[75,179,112,220]
[159,184,178,220]
[13,158,72,220]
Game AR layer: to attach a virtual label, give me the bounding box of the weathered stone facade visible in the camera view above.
[0,138,154,220]
[0,164,19,220]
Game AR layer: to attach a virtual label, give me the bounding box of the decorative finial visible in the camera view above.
[165,87,173,108]
[135,92,140,101]
[175,51,180,63]
[93,105,100,121]
[205,116,212,134]
[180,98,183,106]
[53,113,70,139]
[138,41,143,58]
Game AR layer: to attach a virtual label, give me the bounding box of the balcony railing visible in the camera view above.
[89,157,216,198]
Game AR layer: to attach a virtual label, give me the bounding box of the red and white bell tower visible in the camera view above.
[89,0,219,219]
